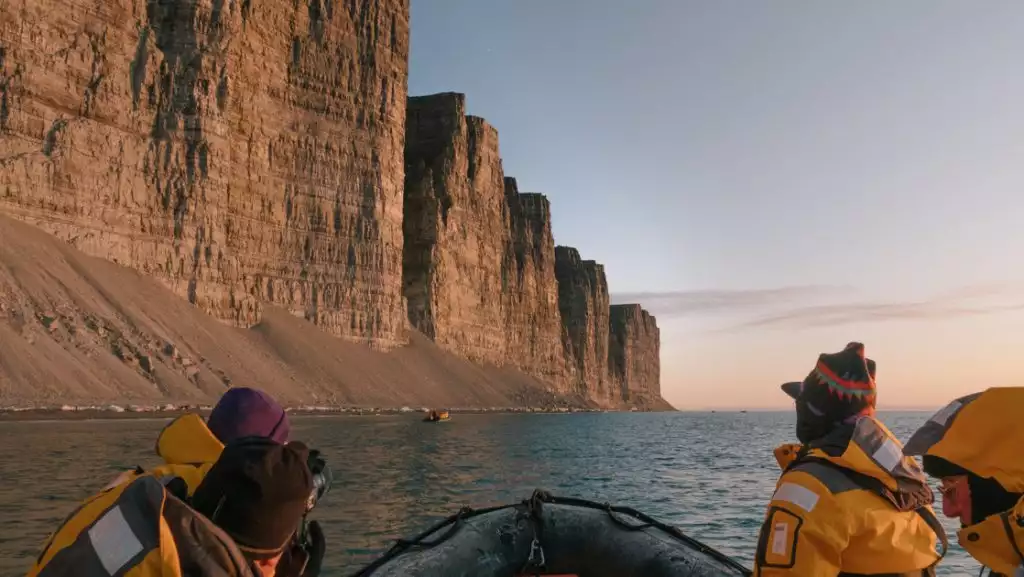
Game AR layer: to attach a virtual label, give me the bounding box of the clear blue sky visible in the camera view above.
[408,1,1024,410]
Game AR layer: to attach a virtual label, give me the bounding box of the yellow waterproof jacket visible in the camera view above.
[754,416,945,576]
[104,413,223,496]
[26,474,256,577]
[905,387,1024,576]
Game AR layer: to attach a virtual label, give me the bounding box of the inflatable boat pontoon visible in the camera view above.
[350,489,752,577]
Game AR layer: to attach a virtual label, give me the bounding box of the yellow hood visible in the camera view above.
[905,387,1024,575]
[950,497,1024,576]
[905,387,1024,493]
[777,415,930,493]
[155,413,224,466]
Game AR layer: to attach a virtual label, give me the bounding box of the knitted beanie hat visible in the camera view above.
[781,342,877,421]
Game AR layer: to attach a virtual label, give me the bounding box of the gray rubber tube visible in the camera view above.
[353,499,752,577]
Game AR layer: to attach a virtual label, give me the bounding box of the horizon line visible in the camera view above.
[671,407,940,412]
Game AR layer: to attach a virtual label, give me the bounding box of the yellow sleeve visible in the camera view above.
[753,470,851,577]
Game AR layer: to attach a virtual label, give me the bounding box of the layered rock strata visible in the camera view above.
[608,304,662,402]
[402,92,663,406]
[403,93,508,360]
[0,0,665,407]
[402,93,567,383]
[501,179,565,384]
[0,0,410,348]
[553,246,611,400]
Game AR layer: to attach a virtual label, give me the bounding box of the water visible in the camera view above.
[0,411,976,575]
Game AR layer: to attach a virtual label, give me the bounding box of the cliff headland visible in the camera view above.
[0,0,669,410]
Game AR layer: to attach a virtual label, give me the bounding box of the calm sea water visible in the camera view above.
[0,411,976,576]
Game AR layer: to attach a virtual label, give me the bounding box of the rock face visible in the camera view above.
[0,0,410,348]
[554,246,611,400]
[0,213,561,408]
[402,93,567,385]
[0,0,667,408]
[403,94,656,405]
[403,93,508,361]
[502,179,565,384]
[608,304,661,403]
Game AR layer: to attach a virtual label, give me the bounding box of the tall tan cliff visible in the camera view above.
[554,246,612,400]
[402,93,565,383]
[608,304,661,403]
[0,0,410,348]
[501,179,564,384]
[400,90,668,407]
[403,93,508,361]
[0,0,666,408]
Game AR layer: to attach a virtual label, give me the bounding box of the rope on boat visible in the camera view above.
[347,488,753,577]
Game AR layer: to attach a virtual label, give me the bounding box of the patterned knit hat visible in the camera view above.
[781,342,877,420]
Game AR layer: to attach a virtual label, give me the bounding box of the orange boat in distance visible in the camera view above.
[423,409,451,422]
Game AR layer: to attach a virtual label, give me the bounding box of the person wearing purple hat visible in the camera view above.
[104,387,292,497]
[30,437,324,577]
[207,386,292,445]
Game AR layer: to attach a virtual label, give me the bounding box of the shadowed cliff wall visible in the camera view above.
[554,246,611,400]
[403,94,564,381]
[403,93,508,360]
[403,91,664,407]
[502,180,565,384]
[609,304,661,403]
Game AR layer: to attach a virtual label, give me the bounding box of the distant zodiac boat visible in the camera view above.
[349,489,751,577]
[423,410,451,422]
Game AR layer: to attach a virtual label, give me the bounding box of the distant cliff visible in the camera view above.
[0,1,666,408]
[404,93,662,407]
[609,304,661,403]
[402,94,566,384]
[555,246,611,400]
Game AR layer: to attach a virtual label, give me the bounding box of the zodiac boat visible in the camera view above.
[349,489,752,577]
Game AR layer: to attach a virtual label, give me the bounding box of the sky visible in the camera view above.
[407,1,1024,410]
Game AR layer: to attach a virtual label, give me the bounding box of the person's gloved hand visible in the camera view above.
[276,521,326,577]
[302,520,326,577]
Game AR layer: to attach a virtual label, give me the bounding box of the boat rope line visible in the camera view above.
[520,489,548,576]
[347,488,753,577]
[528,490,752,576]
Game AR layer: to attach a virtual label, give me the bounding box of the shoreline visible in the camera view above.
[0,404,669,422]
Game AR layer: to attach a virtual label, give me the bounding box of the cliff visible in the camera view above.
[608,304,661,404]
[502,179,565,384]
[403,93,509,361]
[402,94,663,407]
[0,214,559,407]
[554,246,611,400]
[0,0,667,408]
[0,0,410,348]
[402,93,565,383]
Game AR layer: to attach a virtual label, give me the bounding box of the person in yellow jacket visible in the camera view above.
[28,437,316,577]
[753,342,947,576]
[904,387,1024,577]
[105,386,292,495]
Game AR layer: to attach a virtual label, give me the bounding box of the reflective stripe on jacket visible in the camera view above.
[27,475,255,577]
[754,416,944,576]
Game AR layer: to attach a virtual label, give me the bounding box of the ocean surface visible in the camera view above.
[0,411,977,575]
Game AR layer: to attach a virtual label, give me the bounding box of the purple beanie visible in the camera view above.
[207,387,290,445]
